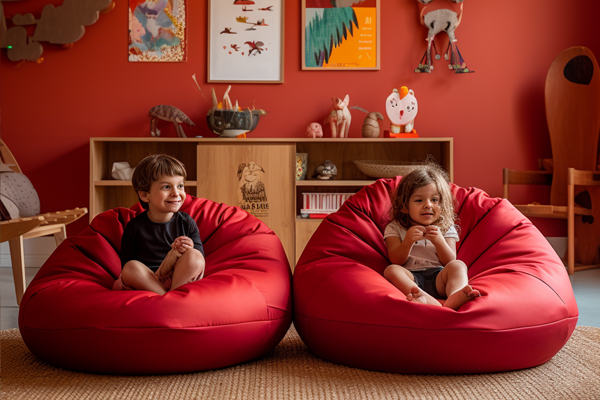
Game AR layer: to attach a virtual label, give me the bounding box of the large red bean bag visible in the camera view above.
[294,178,578,374]
[19,196,292,374]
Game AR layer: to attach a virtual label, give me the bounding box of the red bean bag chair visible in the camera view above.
[19,196,292,374]
[294,178,578,374]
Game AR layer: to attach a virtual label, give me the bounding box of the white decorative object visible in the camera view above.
[111,162,135,180]
[385,87,418,134]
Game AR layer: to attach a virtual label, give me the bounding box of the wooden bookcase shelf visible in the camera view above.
[90,137,453,268]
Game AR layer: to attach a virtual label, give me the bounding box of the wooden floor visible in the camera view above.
[2,266,599,330]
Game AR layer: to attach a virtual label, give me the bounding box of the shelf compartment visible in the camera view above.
[296,180,375,186]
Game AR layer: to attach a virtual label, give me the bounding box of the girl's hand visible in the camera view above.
[172,236,193,255]
[406,225,426,244]
[424,225,444,245]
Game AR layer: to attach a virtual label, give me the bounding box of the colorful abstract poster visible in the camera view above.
[303,0,379,70]
[208,0,284,83]
[129,0,187,62]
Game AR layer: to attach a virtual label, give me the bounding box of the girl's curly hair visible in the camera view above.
[390,162,458,235]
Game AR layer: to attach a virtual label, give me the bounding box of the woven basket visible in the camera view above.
[353,160,423,178]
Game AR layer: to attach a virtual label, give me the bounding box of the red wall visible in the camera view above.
[2,0,600,236]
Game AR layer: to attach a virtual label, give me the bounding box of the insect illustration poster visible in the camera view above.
[303,0,379,70]
[208,0,284,83]
[129,0,187,62]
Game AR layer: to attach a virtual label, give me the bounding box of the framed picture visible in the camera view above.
[208,0,284,83]
[129,0,187,62]
[302,0,380,70]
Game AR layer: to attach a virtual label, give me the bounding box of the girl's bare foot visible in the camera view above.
[406,286,442,307]
[444,285,480,311]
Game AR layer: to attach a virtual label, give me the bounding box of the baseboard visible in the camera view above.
[0,237,569,268]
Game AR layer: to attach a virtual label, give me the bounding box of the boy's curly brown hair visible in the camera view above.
[390,162,458,235]
[132,154,187,210]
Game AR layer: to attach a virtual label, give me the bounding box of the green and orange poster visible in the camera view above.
[303,0,379,70]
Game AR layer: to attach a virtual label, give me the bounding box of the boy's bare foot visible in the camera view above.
[406,286,442,307]
[444,285,480,311]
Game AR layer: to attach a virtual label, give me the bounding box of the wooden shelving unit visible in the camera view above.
[90,137,453,267]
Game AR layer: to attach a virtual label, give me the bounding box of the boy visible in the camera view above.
[113,154,205,295]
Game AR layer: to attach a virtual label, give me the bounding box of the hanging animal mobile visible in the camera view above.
[324,95,351,138]
[414,0,473,74]
[386,87,418,135]
[149,105,195,138]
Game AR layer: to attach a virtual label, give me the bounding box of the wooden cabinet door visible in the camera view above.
[197,143,295,267]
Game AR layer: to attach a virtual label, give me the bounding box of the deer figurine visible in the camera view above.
[324,95,351,138]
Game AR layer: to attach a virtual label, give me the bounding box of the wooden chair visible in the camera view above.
[503,46,600,275]
[0,139,87,305]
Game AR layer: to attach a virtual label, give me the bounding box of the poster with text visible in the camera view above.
[302,0,379,70]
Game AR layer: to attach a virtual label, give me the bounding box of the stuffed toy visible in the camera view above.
[386,87,418,134]
[415,0,473,74]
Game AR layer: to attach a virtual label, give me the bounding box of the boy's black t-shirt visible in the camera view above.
[120,211,204,272]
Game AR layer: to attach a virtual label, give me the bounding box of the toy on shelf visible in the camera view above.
[361,112,384,138]
[385,87,418,138]
[306,122,323,138]
[414,0,473,74]
[149,105,195,138]
[324,95,351,138]
[206,86,267,138]
[312,160,337,180]
[111,162,135,180]
[351,106,384,138]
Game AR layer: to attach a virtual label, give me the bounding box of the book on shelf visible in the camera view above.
[299,192,354,218]
[307,213,330,219]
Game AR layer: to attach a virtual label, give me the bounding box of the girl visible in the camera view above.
[383,165,479,310]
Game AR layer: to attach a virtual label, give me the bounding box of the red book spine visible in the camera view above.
[308,213,329,219]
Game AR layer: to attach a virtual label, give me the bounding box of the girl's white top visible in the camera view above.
[383,220,459,271]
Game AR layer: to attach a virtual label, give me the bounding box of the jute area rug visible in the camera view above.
[2,325,599,400]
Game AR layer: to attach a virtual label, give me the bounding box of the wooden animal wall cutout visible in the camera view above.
[414,0,473,74]
[324,95,352,138]
[0,0,115,63]
[149,105,195,138]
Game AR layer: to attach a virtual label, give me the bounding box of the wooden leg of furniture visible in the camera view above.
[567,176,575,275]
[574,186,600,272]
[8,236,26,305]
[53,224,67,246]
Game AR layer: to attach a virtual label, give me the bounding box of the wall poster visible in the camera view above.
[208,0,284,83]
[129,0,187,62]
[302,0,379,70]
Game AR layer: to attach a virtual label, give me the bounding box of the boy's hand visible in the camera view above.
[406,225,426,244]
[424,225,444,245]
[172,236,194,255]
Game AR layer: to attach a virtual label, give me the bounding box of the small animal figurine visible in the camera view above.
[361,112,384,138]
[385,87,418,134]
[312,160,338,180]
[324,95,351,138]
[149,105,195,138]
[306,122,323,138]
